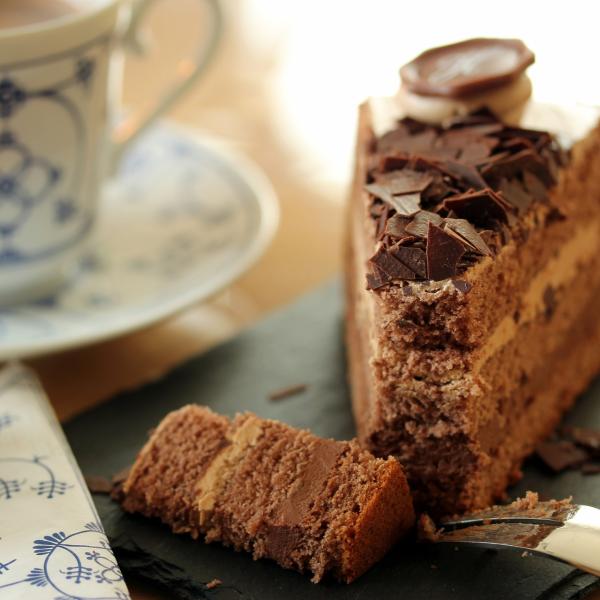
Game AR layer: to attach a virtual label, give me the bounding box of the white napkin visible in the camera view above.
[0,363,130,599]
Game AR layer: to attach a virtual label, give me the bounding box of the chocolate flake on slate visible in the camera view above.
[269,384,308,401]
[85,475,113,494]
[535,440,588,472]
[426,223,465,280]
[581,463,600,475]
[562,425,600,454]
[405,211,444,238]
[205,579,222,590]
[365,109,566,287]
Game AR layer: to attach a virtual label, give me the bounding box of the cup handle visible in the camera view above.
[110,0,223,167]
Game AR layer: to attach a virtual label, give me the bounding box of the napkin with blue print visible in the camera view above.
[0,362,130,599]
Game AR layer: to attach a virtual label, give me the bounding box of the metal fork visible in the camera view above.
[428,504,600,576]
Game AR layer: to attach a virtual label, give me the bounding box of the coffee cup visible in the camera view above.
[0,0,222,304]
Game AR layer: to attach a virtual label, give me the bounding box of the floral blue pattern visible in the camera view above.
[0,363,130,599]
[0,456,72,500]
[0,412,16,431]
[0,123,278,360]
[0,36,109,264]
[0,523,126,598]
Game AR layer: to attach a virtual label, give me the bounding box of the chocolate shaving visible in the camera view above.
[366,264,392,290]
[369,246,417,280]
[405,210,444,238]
[523,171,549,202]
[426,223,465,280]
[85,475,113,494]
[444,218,492,256]
[269,383,307,400]
[389,193,421,216]
[581,463,600,475]
[535,440,588,472]
[385,214,411,238]
[205,578,222,590]
[269,384,308,401]
[391,245,427,279]
[443,161,488,190]
[443,189,510,226]
[562,425,600,455]
[365,108,566,287]
[498,178,533,213]
[375,169,433,194]
[481,149,553,187]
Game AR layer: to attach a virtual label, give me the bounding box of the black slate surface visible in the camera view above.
[64,279,600,600]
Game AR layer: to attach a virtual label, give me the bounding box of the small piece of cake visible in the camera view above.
[346,39,600,516]
[120,405,415,583]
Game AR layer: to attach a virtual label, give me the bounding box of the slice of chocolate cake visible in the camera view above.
[346,39,600,516]
[120,405,415,583]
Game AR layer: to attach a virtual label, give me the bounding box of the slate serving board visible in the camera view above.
[65,279,600,600]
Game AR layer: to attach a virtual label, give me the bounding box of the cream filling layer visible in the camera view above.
[195,416,263,525]
[474,220,600,372]
[397,74,532,125]
[368,96,600,148]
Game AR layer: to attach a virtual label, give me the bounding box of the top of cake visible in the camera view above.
[365,108,567,290]
[365,39,570,291]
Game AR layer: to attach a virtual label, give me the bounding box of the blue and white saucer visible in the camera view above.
[0,123,278,359]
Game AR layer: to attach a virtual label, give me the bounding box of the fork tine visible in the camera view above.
[435,522,558,549]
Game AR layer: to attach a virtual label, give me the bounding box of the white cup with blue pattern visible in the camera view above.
[0,0,222,305]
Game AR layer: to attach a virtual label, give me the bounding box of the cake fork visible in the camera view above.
[426,503,600,576]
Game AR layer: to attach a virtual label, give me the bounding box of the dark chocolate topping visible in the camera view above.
[535,440,588,473]
[366,108,567,288]
[400,38,535,98]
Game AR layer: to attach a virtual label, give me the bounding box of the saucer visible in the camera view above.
[0,122,278,359]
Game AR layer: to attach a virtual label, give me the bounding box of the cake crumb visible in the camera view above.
[417,513,443,542]
[205,578,222,589]
[511,490,539,511]
[268,384,307,401]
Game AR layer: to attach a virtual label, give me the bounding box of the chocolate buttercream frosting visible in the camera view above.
[400,38,535,98]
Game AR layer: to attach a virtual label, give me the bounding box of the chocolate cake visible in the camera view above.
[346,39,600,516]
[120,405,415,583]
